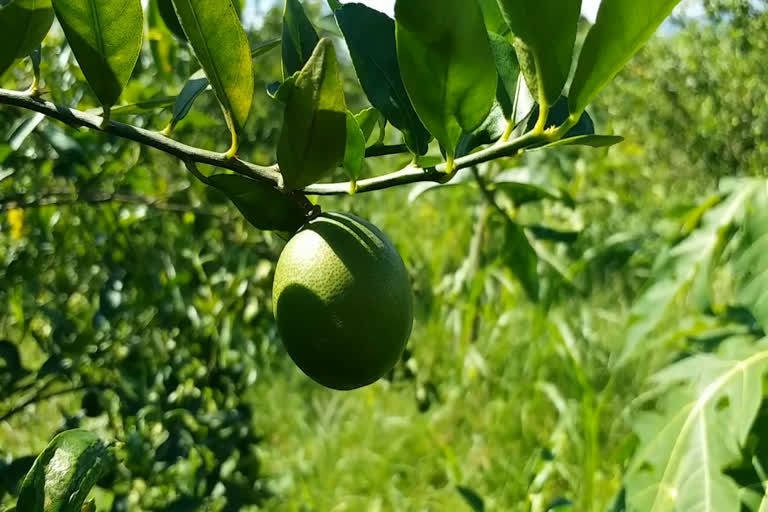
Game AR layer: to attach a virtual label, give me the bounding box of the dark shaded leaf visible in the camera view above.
[335,3,431,155]
[456,485,485,512]
[282,0,319,78]
[503,221,539,301]
[488,32,519,120]
[208,174,306,232]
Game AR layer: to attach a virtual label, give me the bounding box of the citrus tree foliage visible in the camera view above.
[13,0,768,510]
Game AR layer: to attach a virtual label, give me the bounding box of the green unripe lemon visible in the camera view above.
[272,212,413,390]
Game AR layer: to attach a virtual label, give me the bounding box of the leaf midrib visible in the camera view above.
[645,349,768,510]
[87,0,105,60]
[182,0,232,116]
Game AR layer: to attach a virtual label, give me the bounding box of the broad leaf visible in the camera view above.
[626,339,768,512]
[282,0,319,78]
[208,174,307,232]
[619,180,763,364]
[0,0,54,76]
[172,0,254,143]
[335,3,431,155]
[17,429,115,512]
[277,39,347,191]
[496,0,582,106]
[734,184,768,332]
[488,32,520,121]
[52,0,143,109]
[502,220,539,301]
[569,0,684,115]
[343,112,366,190]
[395,0,497,166]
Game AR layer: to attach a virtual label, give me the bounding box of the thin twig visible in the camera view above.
[0,87,560,196]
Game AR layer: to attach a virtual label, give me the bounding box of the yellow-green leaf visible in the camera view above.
[171,0,254,148]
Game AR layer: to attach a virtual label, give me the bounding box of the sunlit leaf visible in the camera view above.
[17,429,115,512]
[172,0,254,140]
[627,339,768,512]
[395,0,497,165]
[496,0,582,106]
[569,0,684,115]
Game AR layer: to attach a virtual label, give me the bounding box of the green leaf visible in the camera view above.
[456,102,507,158]
[52,0,143,109]
[172,0,254,148]
[477,0,509,35]
[535,134,624,150]
[502,220,539,301]
[277,39,347,191]
[734,185,768,332]
[157,0,186,40]
[167,69,209,132]
[496,0,582,106]
[456,485,485,512]
[282,0,319,78]
[488,32,520,120]
[343,112,366,190]
[208,174,307,232]
[619,179,763,364]
[103,96,176,116]
[335,3,431,155]
[251,38,282,59]
[17,429,115,512]
[395,0,497,166]
[626,339,768,512]
[354,107,380,144]
[569,0,684,115]
[0,0,54,76]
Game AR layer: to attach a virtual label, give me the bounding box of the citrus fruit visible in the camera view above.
[272,211,413,390]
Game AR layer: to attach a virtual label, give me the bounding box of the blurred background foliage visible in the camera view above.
[1,0,767,510]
